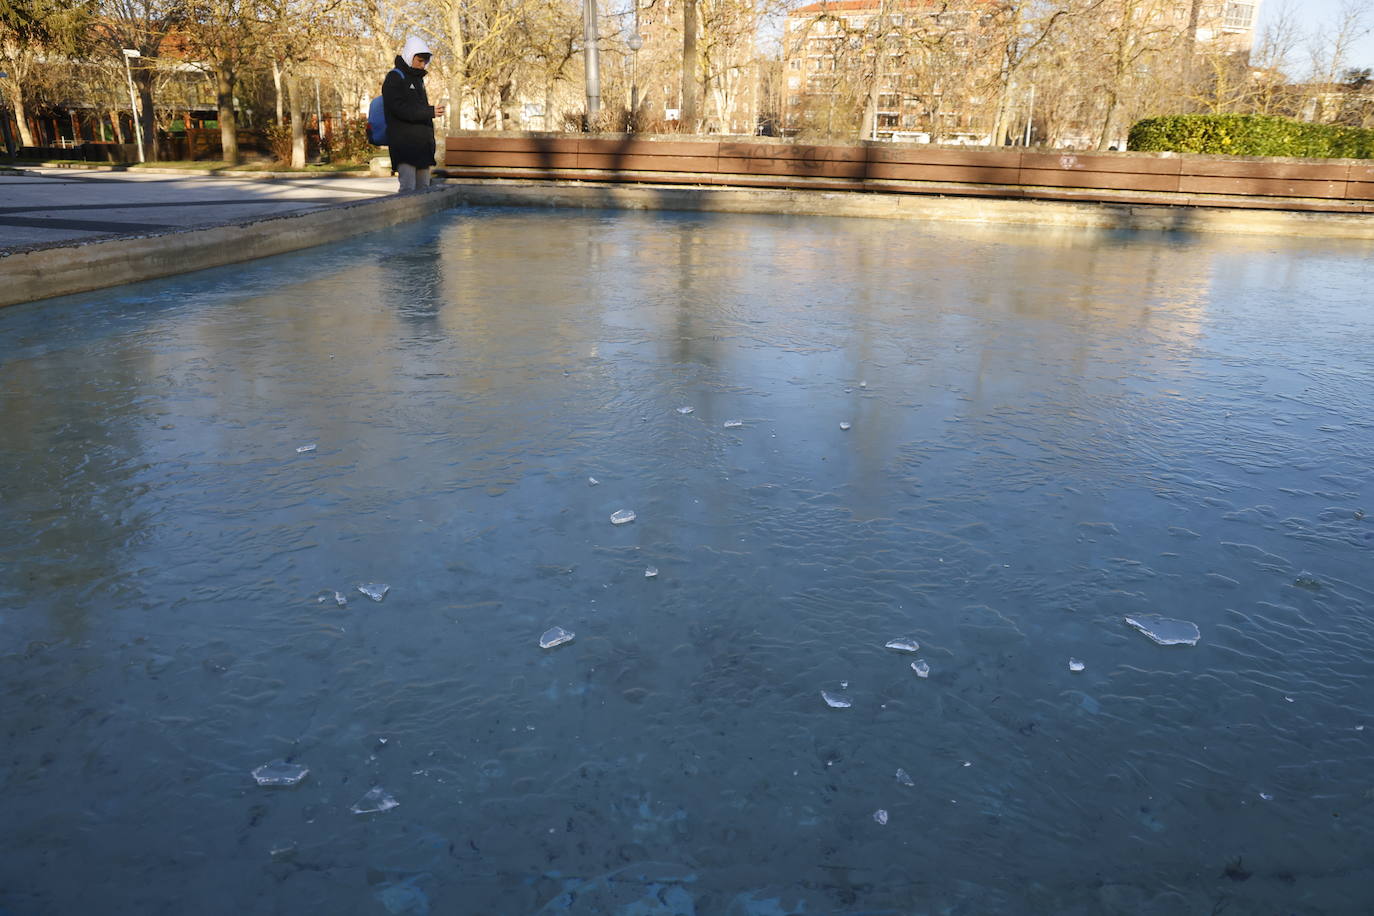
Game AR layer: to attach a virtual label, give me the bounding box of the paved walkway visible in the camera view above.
[0,168,398,251]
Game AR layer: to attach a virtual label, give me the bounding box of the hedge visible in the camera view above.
[1127,114,1374,159]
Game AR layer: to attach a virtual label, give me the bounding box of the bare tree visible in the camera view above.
[98,0,190,160]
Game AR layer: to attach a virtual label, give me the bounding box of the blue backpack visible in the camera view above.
[366,68,404,145]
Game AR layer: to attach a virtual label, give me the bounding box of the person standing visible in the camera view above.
[383,37,447,193]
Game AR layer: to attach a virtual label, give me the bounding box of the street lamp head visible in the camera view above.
[627,32,643,52]
[122,48,141,58]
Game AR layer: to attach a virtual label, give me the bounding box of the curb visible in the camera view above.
[18,162,377,179]
[0,185,460,308]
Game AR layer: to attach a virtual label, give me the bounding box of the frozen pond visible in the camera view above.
[2,207,1373,914]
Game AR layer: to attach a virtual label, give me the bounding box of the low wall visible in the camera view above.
[444,133,1374,214]
[0,186,460,309]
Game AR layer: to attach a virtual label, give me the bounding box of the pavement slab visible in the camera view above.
[0,168,398,251]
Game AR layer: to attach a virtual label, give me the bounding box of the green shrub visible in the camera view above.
[321,116,373,165]
[1127,114,1374,158]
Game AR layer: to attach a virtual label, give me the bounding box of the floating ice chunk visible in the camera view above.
[1124,615,1200,646]
[333,591,348,607]
[676,406,695,415]
[873,809,888,825]
[252,760,309,787]
[821,690,852,708]
[911,660,930,678]
[723,420,744,429]
[296,443,317,453]
[269,842,297,862]
[1069,658,1085,672]
[610,509,636,525]
[1292,573,1322,591]
[539,626,575,649]
[885,638,920,653]
[644,567,659,578]
[588,477,600,486]
[351,786,399,814]
[895,768,915,787]
[357,583,390,602]
[839,422,852,431]
[1259,792,1273,801]
[860,381,867,388]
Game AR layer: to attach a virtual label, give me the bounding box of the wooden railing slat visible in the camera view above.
[440,134,1371,213]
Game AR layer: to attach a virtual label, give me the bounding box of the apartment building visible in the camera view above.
[781,0,999,141]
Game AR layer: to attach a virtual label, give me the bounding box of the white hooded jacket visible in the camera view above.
[400,36,433,64]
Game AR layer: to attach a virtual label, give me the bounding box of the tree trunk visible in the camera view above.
[11,93,35,147]
[1097,91,1119,150]
[287,72,307,168]
[446,3,467,131]
[217,67,239,165]
[136,79,157,160]
[681,0,698,131]
[499,81,516,129]
[272,61,284,125]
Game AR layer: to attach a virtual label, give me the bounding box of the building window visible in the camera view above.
[1223,2,1255,29]
[789,59,800,70]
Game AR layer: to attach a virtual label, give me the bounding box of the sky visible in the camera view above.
[1258,0,1374,76]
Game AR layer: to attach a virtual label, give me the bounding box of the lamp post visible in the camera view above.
[583,0,600,122]
[121,49,145,163]
[627,24,642,130]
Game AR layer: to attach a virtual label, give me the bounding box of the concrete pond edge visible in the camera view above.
[443,180,1374,241]
[0,185,460,309]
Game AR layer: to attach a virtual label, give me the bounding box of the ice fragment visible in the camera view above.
[911,660,930,678]
[588,477,599,486]
[296,443,317,453]
[333,591,348,607]
[676,406,694,415]
[1068,658,1085,672]
[821,690,852,708]
[839,422,852,431]
[885,638,920,653]
[357,583,390,602]
[1124,615,1200,646]
[644,567,659,578]
[873,809,888,825]
[723,420,744,429]
[895,768,915,787]
[350,786,399,815]
[1259,792,1273,801]
[252,760,309,787]
[609,509,636,525]
[539,626,575,649]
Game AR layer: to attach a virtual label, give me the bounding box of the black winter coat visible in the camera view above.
[383,57,436,169]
